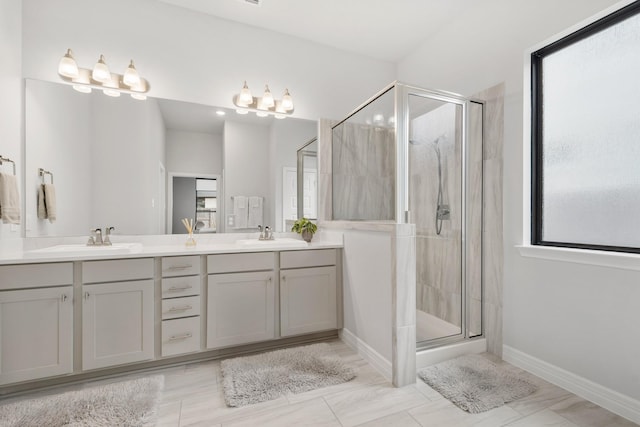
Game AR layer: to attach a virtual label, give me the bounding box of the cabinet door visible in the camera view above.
[207,271,275,349]
[82,280,154,370]
[280,266,337,337]
[0,287,73,385]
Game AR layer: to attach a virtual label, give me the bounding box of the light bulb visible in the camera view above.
[238,81,253,106]
[123,60,140,87]
[72,85,91,93]
[103,89,120,97]
[131,93,147,101]
[215,110,226,116]
[92,55,111,83]
[261,85,274,108]
[58,49,79,78]
[281,88,293,111]
[236,108,249,115]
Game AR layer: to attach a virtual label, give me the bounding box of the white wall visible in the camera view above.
[21,0,395,122]
[25,80,93,236]
[269,119,316,232]
[166,129,222,175]
[342,230,393,362]
[0,0,22,240]
[91,96,165,235]
[399,0,639,402]
[223,121,271,231]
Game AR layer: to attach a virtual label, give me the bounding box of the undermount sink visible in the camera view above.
[25,243,143,258]
[235,238,308,249]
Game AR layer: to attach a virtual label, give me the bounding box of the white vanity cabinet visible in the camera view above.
[207,253,276,349]
[280,249,338,337]
[81,259,154,370]
[161,256,201,357]
[0,263,73,385]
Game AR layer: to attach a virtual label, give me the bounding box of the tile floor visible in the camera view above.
[1,340,637,427]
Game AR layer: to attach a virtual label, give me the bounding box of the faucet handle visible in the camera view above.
[87,230,96,246]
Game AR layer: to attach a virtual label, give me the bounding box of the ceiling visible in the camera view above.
[156,0,475,62]
[157,98,274,134]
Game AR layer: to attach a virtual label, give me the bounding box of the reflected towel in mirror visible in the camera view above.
[37,183,57,223]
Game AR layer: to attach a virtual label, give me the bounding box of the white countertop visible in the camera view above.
[0,233,343,265]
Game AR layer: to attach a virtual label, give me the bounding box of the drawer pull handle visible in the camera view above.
[168,305,192,312]
[165,264,193,271]
[168,333,193,341]
[167,285,193,292]
[61,294,68,302]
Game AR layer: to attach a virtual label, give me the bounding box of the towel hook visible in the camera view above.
[39,168,54,184]
[0,155,16,175]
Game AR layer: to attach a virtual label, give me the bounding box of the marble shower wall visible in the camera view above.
[332,122,396,221]
[474,83,505,356]
[410,103,463,328]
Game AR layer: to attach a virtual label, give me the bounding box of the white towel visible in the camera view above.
[37,184,57,223]
[233,196,248,229]
[0,173,20,224]
[44,184,57,223]
[247,196,263,228]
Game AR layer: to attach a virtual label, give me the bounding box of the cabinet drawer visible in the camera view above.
[161,295,201,320]
[161,276,200,298]
[0,263,72,290]
[162,256,200,277]
[280,249,336,269]
[207,252,274,274]
[83,258,153,284]
[162,317,201,357]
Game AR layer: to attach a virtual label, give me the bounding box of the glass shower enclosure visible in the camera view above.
[332,82,483,349]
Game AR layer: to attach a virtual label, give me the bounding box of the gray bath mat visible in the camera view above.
[221,342,356,407]
[0,376,164,427]
[418,354,537,413]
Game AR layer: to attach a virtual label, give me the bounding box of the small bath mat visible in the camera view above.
[221,342,356,407]
[418,354,537,413]
[0,375,164,427]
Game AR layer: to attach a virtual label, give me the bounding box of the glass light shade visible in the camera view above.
[256,111,269,117]
[261,85,275,108]
[131,93,147,100]
[373,113,384,125]
[239,81,253,105]
[281,89,294,111]
[92,55,111,83]
[103,89,120,97]
[72,85,91,93]
[274,114,286,120]
[123,60,140,87]
[58,49,79,78]
[236,108,249,115]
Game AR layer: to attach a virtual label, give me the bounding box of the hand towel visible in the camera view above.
[233,196,248,229]
[38,184,47,220]
[247,196,263,228]
[43,184,57,223]
[0,173,20,224]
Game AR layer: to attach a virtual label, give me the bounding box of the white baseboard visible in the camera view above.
[339,328,392,382]
[503,345,640,425]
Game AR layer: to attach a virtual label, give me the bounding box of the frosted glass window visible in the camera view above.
[532,3,640,251]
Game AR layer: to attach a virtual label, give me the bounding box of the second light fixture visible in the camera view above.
[233,81,294,119]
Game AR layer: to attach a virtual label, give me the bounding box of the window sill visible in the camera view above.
[516,245,640,271]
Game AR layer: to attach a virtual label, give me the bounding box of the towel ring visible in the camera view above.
[0,156,16,175]
[39,168,54,184]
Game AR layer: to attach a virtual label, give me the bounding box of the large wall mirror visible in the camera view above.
[24,79,316,237]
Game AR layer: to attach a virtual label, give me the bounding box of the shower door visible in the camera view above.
[408,91,483,348]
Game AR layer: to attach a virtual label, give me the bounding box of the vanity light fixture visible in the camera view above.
[57,49,151,100]
[232,81,295,118]
[215,110,226,116]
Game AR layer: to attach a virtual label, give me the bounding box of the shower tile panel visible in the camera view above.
[483,158,503,309]
[393,234,416,328]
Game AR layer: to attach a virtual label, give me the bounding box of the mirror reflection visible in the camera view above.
[297,139,318,222]
[25,79,316,237]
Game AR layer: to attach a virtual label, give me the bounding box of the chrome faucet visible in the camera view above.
[264,226,274,240]
[94,228,103,245]
[258,225,265,240]
[104,226,114,245]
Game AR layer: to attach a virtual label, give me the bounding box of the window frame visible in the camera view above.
[531,0,640,254]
